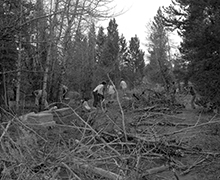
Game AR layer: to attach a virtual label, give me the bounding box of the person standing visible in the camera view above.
[120,79,127,96]
[62,84,68,100]
[33,89,48,111]
[92,81,107,108]
[170,81,177,104]
[107,84,116,102]
[189,83,196,109]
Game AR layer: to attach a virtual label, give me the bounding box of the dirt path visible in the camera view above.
[99,94,220,180]
[147,96,220,180]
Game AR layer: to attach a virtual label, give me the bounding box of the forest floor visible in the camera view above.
[1,92,220,180]
[89,94,220,180]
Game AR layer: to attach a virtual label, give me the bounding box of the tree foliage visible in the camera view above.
[99,18,120,82]
[163,0,220,106]
[0,0,35,106]
[146,8,173,89]
[118,34,128,67]
[0,0,147,111]
[128,35,145,84]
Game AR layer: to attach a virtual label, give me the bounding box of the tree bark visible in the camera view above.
[2,69,7,107]
[16,2,22,111]
[58,0,80,102]
[41,0,58,110]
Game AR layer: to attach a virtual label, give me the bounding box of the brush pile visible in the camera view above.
[0,90,219,180]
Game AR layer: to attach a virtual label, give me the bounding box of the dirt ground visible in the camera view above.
[1,92,220,180]
[89,93,220,180]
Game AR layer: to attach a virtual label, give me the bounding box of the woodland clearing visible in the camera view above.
[0,90,220,180]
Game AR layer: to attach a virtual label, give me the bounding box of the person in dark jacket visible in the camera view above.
[189,84,196,109]
[61,84,68,100]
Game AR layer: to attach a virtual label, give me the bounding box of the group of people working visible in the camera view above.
[91,79,128,108]
[33,84,69,110]
[34,79,128,111]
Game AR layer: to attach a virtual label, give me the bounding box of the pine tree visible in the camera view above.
[96,26,106,64]
[100,18,120,82]
[163,0,220,107]
[146,8,172,89]
[128,35,145,85]
[118,34,128,68]
[66,28,88,91]
[83,23,96,99]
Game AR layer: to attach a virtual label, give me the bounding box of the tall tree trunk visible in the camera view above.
[155,50,169,91]
[58,0,80,101]
[41,0,58,110]
[16,36,22,111]
[16,3,22,111]
[2,68,7,107]
[0,65,4,107]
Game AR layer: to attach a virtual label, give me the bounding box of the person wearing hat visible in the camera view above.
[92,81,107,108]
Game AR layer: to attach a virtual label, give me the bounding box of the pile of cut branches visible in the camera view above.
[0,98,219,180]
[129,88,185,115]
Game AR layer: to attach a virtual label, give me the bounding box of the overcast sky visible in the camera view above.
[99,0,181,53]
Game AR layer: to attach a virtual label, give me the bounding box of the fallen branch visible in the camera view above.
[100,131,188,151]
[107,74,127,142]
[15,117,48,142]
[0,119,13,142]
[160,120,220,137]
[132,121,194,128]
[99,131,188,159]
[62,162,82,180]
[67,105,122,156]
[132,105,159,112]
[142,164,170,177]
[180,155,210,175]
[70,158,124,180]
[50,167,61,180]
